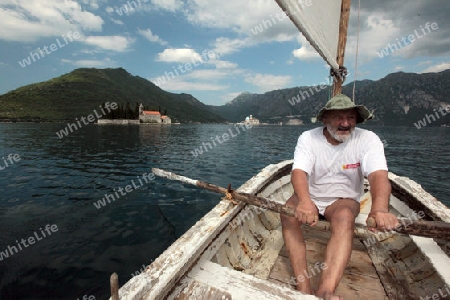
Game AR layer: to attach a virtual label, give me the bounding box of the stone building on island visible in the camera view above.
[139,104,171,124]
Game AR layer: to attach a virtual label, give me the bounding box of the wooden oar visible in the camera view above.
[152,168,296,217]
[367,217,450,239]
[152,168,450,240]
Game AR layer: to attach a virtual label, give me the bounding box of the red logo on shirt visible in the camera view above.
[342,162,361,170]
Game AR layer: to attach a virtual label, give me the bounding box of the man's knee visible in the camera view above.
[329,207,356,230]
[325,199,359,218]
[333,206,356,221]
[326,199,359,230]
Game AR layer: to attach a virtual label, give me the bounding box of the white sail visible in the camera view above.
[274,0,343,71]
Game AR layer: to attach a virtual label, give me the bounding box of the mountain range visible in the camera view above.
[209,70,450,127]
[0,68,449,127]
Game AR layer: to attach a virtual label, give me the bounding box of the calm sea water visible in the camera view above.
[0,123,448,299]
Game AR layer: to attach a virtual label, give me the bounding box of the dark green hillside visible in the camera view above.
[0,68,225,123]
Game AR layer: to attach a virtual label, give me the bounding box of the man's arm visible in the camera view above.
[367,170,399,230]
[291,169,318,226]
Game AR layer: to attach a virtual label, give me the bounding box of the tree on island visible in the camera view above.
[134,102,140,119]
[125,102,133,119]
[102,102,167,120]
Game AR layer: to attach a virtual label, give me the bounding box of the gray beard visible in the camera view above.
[327,127,353,143]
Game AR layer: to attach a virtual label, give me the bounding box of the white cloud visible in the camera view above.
[153,49,239,93]
[80,0,101,10]
[0,1,103,42]
[154,79,227,91]
[150,67,240,92]
[185,0,249,29]
[212,37,249,55]
[152,67,238,83]
[151,0,183,12]
[344,2,450,64]
[137,28,168,45]
[61,57,115,67]
[245,73,291,91]
[417,60,433,66]
[83,36,134,52]
[292,34,320,61]
[185,0,282,33]
[212,60,238,69]
[185,0,296,47]
[150,72,228,91]
[345,13,401,63]
[182,69,232,80]
[156,48,203,63]
[292,45,319,61]
[420,62,450,73]
[110,18,123,25]
[351,1,450,58]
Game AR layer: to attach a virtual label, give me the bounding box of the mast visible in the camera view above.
[332,0,351,96]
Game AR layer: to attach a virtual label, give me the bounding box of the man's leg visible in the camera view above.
[281,194,318,294]
[315,198,360,299]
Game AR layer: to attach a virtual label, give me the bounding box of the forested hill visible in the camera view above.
[0,68,225,123]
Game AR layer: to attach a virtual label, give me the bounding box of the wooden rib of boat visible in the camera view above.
[111,160,450,300]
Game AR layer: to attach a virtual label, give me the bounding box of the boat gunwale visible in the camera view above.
[388,172,450,222]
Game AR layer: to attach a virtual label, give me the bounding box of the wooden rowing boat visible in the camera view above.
[109,0,450,298]
[111,160,450,299]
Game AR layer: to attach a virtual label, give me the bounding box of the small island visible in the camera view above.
[98,103,171,125]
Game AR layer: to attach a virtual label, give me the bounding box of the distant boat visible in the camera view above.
[244,114,260,125]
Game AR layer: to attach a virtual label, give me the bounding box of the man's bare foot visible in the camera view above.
[317,291,343,300]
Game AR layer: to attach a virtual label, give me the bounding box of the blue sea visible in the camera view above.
[0,123,448,299]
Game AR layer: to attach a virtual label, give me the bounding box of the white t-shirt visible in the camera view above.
[292,126,388,202]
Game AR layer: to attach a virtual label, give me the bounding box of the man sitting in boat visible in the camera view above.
[281,94,400,300]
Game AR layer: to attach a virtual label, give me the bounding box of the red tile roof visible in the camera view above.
[143,111,161,115]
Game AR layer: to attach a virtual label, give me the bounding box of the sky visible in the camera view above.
[0,0,449,106]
